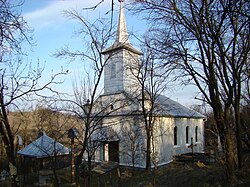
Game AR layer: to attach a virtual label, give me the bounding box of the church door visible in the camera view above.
[108,141,119,163]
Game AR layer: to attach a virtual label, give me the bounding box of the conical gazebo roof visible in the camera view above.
[17,132,70,158]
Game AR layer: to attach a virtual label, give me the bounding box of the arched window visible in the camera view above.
[174,126,177,145]
[195,126,198,142]
[186,126,189,143]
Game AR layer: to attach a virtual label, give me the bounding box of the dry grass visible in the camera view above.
[113,162,226,187]
[95,152,250,187]
[1,152,250,187]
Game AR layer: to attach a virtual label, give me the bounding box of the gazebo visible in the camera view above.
[17,132,70,185]
[18,131,70,159]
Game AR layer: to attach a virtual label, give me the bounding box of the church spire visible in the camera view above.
[102,0,142,95]
[116,0,129,44]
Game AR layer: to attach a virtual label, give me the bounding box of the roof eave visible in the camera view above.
[102,43,143,55]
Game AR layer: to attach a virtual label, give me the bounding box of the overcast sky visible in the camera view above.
[18,0,200,107]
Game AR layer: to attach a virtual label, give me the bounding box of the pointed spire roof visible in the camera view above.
[116,0,129,44]
[102,0,142,55]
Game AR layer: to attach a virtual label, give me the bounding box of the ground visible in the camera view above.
[0,152,250,186]
[91,151,250,187]
[101,158,249,187]
[92,153,250,187]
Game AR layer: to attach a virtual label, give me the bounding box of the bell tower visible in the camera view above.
[102,0,142,95]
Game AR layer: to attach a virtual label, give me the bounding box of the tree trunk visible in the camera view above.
[224,128,238,175]
[215,113,238,176]
[145,130,151,171]
[0,125,18,186]
[234,90,243,169]
[8,148,19,187]
[75,150,84,187]
[213,103,238,175]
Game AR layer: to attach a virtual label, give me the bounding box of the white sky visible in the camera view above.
[18,0,201,107]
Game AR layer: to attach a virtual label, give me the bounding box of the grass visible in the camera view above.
[112,162,227,187]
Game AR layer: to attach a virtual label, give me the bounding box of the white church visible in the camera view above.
[91,1,205,168]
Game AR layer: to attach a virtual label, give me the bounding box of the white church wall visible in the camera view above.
[192,119,205,153]
[124,50,141,94]
[97,115,147,168]
[103,48,141,95]
[92,92,205,166]
[92,94,205,167]
[93,114,205,167]
[103,50,124,94]
[119,117,146,167]
[152,117,175,166]
[173,118,205,155]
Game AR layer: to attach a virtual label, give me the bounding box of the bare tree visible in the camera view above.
[131,0,250,174]
[134,41,172,171]
[8,110,32,149]
[54,10,121,186]
[0,0,32,58]
[120,118,144,170]
[241,105,250,150]
[242,68,250,106]
[0,1,67,186]
[0,60,66,186]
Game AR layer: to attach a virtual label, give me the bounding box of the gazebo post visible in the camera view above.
[70,136,75,183]
[68,128,79,184]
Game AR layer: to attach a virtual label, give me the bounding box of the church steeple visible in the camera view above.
[102,0,142,95]
[115,0,129,44]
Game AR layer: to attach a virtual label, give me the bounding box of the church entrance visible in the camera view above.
[103,141,119,163]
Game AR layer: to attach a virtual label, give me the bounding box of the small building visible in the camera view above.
[17,132,70,170]
[17,131,70,159]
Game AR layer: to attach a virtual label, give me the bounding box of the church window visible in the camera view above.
[186,126,189,143]
[174,126,177,145]
[110,63,116,78]
[195,126,198,142]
